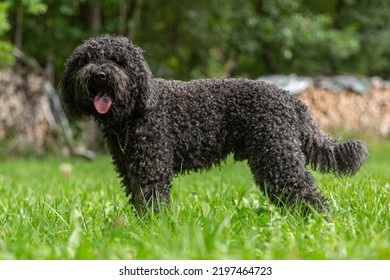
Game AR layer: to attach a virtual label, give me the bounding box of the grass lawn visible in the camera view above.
[0,139,389,260]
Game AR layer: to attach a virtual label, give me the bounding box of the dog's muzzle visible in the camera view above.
[89,70,114,115]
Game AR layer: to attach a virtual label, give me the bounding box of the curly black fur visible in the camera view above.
[60,35,369,215]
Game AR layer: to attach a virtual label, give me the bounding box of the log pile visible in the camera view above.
[260,75,390,137]
[0,59,93,159]
[297,81,390,136]
[0,64,56,154]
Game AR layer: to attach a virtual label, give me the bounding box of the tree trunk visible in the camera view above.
[127,0,144,40]
[118,0,128,35]
[14,7,23,49]
[80,0,102,32]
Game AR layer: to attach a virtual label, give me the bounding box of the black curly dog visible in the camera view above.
[61,35,368,215]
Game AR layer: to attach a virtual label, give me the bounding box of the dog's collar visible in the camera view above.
[116,126,130,154]
[106,123,130,154]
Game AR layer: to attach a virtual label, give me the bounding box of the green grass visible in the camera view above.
[0,140,389,260]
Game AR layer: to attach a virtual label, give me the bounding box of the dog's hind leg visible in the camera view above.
[247,139,330,214]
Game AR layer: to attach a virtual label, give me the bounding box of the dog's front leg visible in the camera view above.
[127,151,174,216]
[130,179,172,216]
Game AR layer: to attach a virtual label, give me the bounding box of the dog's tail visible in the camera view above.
[299,106,369,176]
[305,137,368,176]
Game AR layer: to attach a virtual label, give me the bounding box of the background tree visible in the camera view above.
[2,0,390,81]
[0,2,14,67]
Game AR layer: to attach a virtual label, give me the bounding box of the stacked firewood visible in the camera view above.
[0,65,55,153]
[297,80,390,136]
[1,59,93,158]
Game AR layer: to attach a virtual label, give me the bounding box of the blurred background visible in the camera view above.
[1,0,390,157]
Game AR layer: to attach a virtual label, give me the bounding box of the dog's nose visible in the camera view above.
[97,72,106,80]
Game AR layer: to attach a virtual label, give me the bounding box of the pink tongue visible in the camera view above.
[93,94,112,114]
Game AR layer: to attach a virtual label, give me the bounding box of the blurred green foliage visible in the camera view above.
[1,0,390,80]
[0,2,14,67]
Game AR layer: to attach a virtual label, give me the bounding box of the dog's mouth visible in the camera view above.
[93,93,113,114]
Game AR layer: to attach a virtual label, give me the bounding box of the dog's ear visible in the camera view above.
[60,66,79,119]
[138,58,158,112]
[125,40,159,113]
[59,53,87,120]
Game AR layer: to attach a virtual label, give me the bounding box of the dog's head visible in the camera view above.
[60,35,157,123]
